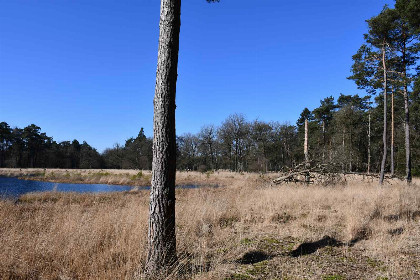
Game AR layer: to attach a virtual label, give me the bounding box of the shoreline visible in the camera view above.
[1,168,417,188]
[0,168,267,188]
[0,168,151,186]
[10,177,222,189]
[14,176,151,187]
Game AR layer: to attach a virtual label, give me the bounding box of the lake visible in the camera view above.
[0,177,136,198]
[0,177,206,199]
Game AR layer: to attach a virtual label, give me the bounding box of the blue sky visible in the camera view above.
[0,0,394,152]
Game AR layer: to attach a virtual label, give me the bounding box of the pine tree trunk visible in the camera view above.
[403,84,412,183]
[349,129,353,172]
[145,0,181,276]
[402,41,412,184]
[304,118,310,182]
[379,45,388,185]
[304,119,309,164]
[322,121,325,162]
[391,90,395,176]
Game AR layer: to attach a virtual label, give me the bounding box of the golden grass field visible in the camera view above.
[0,169,419,279]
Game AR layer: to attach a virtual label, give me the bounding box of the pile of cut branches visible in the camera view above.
[273,161,403,185]
[273,161,345,185]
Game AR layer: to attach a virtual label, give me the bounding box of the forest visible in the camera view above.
[1,85,419,176]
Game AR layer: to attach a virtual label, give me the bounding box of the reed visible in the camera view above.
[0,173,419,279]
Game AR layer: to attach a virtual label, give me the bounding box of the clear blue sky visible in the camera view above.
[0,0,394,152]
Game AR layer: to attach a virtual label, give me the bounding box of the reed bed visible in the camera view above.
[0,171,419,279]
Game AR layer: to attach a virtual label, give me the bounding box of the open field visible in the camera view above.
[0,171,419,279]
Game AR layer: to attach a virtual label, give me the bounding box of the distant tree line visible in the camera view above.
[0,122,153,170]
[1,84,419,175]
[175,87,419,176]
[1,94,419,176]
[102,128,153,170]
[0,122,104,169]
[176,115,299,172]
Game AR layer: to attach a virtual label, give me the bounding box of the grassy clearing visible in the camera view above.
[0,171,419,279]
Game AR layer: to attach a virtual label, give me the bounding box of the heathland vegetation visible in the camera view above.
[1,173,419,279]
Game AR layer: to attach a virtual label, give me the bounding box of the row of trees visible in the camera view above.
[102,128,152,170]
[0,122,153,170]
[175,1,420,180]
[176,86,420,177]
[177,115,299,172]
[348,2,419,183]
[3,87,419,177]
[0,122,102,169]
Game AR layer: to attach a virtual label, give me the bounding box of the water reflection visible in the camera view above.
[0,177,210,199]
[0,177,133,199]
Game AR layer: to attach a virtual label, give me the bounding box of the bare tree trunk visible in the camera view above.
[349,129,352,172]
[304,119,309,164]
[329,139,332,161]
[401,41,412,184]
[235,140,239,172]
[367,113,371,174]
[391,90,395,176]
[379,45,388,185]
[145,0,181,276]
[304,119,310,183]
[322,121,325,162]
[403,84,412,183]
[210,144,214,169]
[342,128,345,172]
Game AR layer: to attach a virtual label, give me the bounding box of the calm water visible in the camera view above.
[0,177,135,199]
[0,177,206,199]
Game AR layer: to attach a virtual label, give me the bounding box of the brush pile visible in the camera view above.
[273,161,345,185]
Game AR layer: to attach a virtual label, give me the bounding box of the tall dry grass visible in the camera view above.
[0,174,419,279]
[0,168,265,187]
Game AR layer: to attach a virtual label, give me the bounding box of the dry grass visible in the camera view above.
[0,168,265,187]
[0,168,153,186]
[0,171,419,279]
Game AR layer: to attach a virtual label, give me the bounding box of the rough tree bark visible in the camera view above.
[379,44,388,185]
[403,83,412,183]
[391,90,395,176]
[304,119,309,164]
[145,0,181,276]
[322,121,325,161]
[402,42,412,184]
[304,118,310,183]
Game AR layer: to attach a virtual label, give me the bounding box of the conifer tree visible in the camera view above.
[348,6,399,184]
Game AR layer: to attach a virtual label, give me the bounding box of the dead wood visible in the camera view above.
[272,161,404,185]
